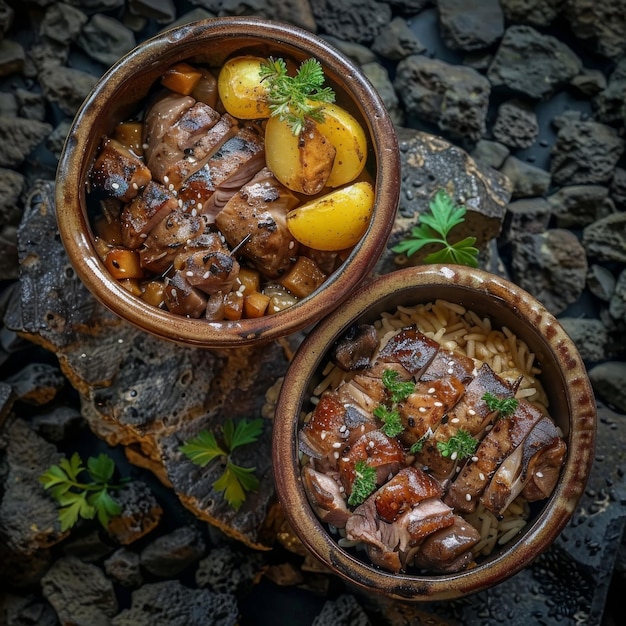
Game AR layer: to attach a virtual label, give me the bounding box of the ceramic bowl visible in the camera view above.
[55,17,400,348]
[272,265,596,600]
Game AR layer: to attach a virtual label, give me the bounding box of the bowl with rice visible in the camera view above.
[272,265,596,600]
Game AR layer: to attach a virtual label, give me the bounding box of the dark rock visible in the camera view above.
[610,167,626,209]
[0,593,58,626]
[111,580,238,626]
[361,62,403,126]
[0,39,25,77]
[471,139,510,169]
[608,269,626,324]
[371,16,424,61]
[0,380,13,426]
[487,25,581,99]
[0,91,17,116]
[499,0,564,27]
[437,0,504,52]
[24,37,69,74]
[583,213,626,264]
[558,317,608,364]
[492,99,539,149]
[312,594,372,626]
[319,35,377,65]
[195,544,265,594]
[140,525,206,577]
[588,362,626,413]
[550,115,624,186]
[5,362,65,405]
[62,529,117,563]
[46,120,73,160]
[510,229,588,314]
[548,185,616,228]
[309,0,391,44]
[40,2,88,45]
[594,59,626,126]
[77,14,136,67]
[378,127,510,272]
[394,55,491,141]
[462,50,494,72]
[41,556,118,625]
[0,226,18,280]
[104,547,143,588]
[0,117,52,168]
[0,167,25,227]
[502,197,551,243]
[0,0,14,36]
[128,0,177,23]
[500,155,551,198]
[15,88,46,122]
[38,65,99,117]
[587,264,616,303]
[571,68,607,97]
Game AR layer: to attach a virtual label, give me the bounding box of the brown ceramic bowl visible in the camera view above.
[55,17,400,347]
[273,265,596,600]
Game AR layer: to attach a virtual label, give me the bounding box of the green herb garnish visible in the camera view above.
[259,57,335,136]
[482,392,519,417]
[373,369,415,437]
[392,190,479,267]
[39,452,127,532]
[373,405,404,438]
[436,429,478,460]
[409,430,432,454]
[348,459,377,506]
[180,418,263,511]
[381,369,415,404]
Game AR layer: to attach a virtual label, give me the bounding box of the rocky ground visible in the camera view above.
[1,1,625,625]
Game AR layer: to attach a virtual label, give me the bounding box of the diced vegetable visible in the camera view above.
[94,216,123,245]
[118,278,142,296]
[141,280,166,307]
[223,291,244,320]
[161,62,203,96]
[190,68,218,108]
[278,256,327,298]
[104,248,144,279]
[244,291,271,318]
[217,56,271,119]
[114,122,144,156]
[237,267,261,294]
[265,115,336,195]
[286,181,375,251]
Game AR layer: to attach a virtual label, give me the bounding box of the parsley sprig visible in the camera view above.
[348,459,377,506]
[392,190,479,267]
[259,57,335,136]
[373,369,415,437]
[436,429,478,460]
[39,452,127,532]
[482,392,519,417]
[180,418,263,511]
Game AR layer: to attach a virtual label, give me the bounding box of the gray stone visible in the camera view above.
[0,225,18,280]
[128,0,177,23]
[487,25,582,99]
[588,362,626,413]
[500,155,551,199]
[41,556,118,626]
[394,55,491,141]
[38,65,99,117]
[0,91,17,116]
[4,363,65,405]
[195,545,265,594]
[40,2,88,45]
[492,99,539,149]
[312,594,372,626]
[0,117,52,168]
[550,115,624,186]
[502,197,551,243]
[583,212,626,263]
[510,229,588,315]
[0,0,14,36]
[593,58,626,125]
[62,529,117,563]
[31,405,83,442]
[548,185,616,228]
[471,139,510,169]
[24,37,69,74]
[77,14,136,67]
[46,120,73,160]
[0,38,25,78]
[371,16,425,61]
[310,0,392,44]
[587,264,616,302]
[0,167,25,227]
[608,269,626,324]
[610,167,626,209]
[557,317,608,364]
[319,35,377,65]
[15,89,46,122]
[462,50,494,72]
[111,580,238,626]
[0,593,58,626]
[361,62,403,126]
[437,0,504,52]
[499,0,564,27]
[140,525,207,577]
[104,548,143,588]
[571,67,607,97]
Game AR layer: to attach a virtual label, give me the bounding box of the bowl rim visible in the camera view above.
[272,264,596,600]
[55,16,400,348]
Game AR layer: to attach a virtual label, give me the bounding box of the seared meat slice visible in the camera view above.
[178,125,266,222]
[120,180,178,249]
[148,103,239,188]
[445,399,545,513]
[215,167,300,278]
[139,210,205,274]
[90,136,152,203]
[413,515,480,573]
[338,430,405,496]
[420,348,475,384]
[163,270,208,318]
[331,323,379,371]
[376,326,440,378]
[521,436,566,502]
[302,466,350,529]
[416,363,517,482]
[374,466,442,523]
[480,415,566,515]
[143,91,195,162]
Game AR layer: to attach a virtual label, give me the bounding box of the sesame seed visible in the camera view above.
[339,486,345,493]
[203,271,210,279]
[342,457,350,463]
[339,425,346,433]
[447,368,454,374]
[168,184,174,191]
[472,456,478,462]
[170,288,177,297]
[434,401,443,407]
[536,471,544,478]
[368,440,375,449]
[451,417,459,423]
[451,451,458,460]
[320,431,327,440]
[197,203,203,211]
[465,493,472,501]
[333,451,339,459]
[191,208,197,216]
[419,407,427,413]
[428,387,436,394]
[332,442,342,449]
[163,176,170,184]
[111,182,120,190]
[132,182,138,190]
[479,472,485,481]
[186,271,193,277]
[468,409,476,415]
[289,241,295,249]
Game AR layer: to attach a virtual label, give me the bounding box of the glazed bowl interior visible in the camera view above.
[55,17,400,347]
[272,265,596,601]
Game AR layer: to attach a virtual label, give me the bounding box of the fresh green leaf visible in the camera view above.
[88,490,122,528]
[373,405,404,438]
[259,57,335,136]
[391,190,479,268]
[57,491,95,532]
[180,430,226,467]
[409,430,432,455]
[381,369,415,403]
[436,429,478,460]
[213,463,260,511]
[482,392,519,417]
[348,460,377,507]
[224,418,264,451]
[87,453,116,483]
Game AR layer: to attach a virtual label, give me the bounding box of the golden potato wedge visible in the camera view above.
[265,116,336,195]
[217,56,271,119]
[286,181,375,251]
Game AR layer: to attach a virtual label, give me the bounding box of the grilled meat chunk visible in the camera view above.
[376,327,440,378]
[302,466,351,529]
[331,323,379,371]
